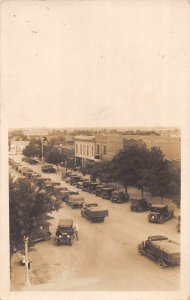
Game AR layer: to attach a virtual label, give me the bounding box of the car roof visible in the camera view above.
[151,204,167,208]
[131,198,146,201]
[150,239,180,254]
[58,219,73,227]
[102,187,115,191]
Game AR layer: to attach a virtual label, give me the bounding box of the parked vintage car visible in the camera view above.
[60,190,79,202]
[82,181,94,192]
[148,204,174,223]
[76,178,89,189]
[95,185,107,197]
[41,164,56,173]
[28,158,39,165]
[35,177,51,187]
[20,167,33,176]
[138,235,180,268]
[111,191,130,203]
[56,219,74,245]
[101,187,115,200]
[29,223,51,244]
[66,195,84,208]
[81,203,109,222]
[130,198,151,212]
[85,182,99,193]
[70,175,82,186]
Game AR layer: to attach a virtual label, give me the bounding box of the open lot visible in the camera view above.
[10,155,180,291]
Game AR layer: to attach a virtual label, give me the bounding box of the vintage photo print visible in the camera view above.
[0,1,190,300]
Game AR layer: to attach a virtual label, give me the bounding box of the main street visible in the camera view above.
[10,155,180,291]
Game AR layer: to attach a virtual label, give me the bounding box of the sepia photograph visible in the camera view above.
[1,0,190,300]
[8,127,181,292]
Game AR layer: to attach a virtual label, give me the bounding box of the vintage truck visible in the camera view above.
[111,191,130,203]
[60,190,79,202]
[41,164,56,173]
[138,235,180,268]
[85,182,99,193]
[70,175,82,186]
[101,187,115,200]
[130,198,151,212]
[56,219,74,246]
[95,185,107,197]
[66,195,84,208]
[148,204,174,223]
[81,203,109,222]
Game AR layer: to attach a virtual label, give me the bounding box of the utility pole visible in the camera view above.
[24,236,30,286]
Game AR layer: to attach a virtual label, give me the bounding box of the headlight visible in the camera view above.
[67,235,70,238]
[58,235,62,238]
[151,216,155,219]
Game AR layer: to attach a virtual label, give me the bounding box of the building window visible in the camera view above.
[83,144,85,155]
[87,145,89,156]
[80,144,82,155]
[102,144,107,155]
[96,144,100,155]
[76,144,78,154]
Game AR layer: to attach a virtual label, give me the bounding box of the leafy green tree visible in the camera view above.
[111,145,150,193]
[23,138,49,158]
[9,176,55,253]
[45,149,67,169]
[91,161,114,184]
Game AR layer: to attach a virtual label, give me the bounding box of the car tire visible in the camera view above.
[160,216,165,224]
[158,258,167,268]
[44,234,51,241]
[138,246,145,256]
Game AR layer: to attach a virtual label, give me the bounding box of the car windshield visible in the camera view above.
[151,207,165,212]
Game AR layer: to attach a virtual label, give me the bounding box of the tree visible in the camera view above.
[45,149,67,169]
[9,176,55,253]
[111,145,150,193]
[91,161,114,184]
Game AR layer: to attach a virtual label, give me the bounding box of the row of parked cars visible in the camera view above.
[64,173,176,224]
[9,157,180,267]
[62,172,180,267]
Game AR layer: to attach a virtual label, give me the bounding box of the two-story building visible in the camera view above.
[74,135,124,167]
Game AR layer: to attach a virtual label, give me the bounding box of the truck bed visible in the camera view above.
[86,206,108,218]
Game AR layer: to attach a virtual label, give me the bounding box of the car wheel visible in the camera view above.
[69,239,73,246]
[44,234,51,241]
[138,246,145,256]
[160,216,165,224]
[158,258,167,268]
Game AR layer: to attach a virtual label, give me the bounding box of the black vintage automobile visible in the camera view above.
[41,164,56,173]
[60,190,79,202]
[111,191,130,203]
[70,175,82,186]
[101,187,116,200]
[81,203,109,222]
[138,235,180,268]
[95,185,106,197]
[55,219,74,246]
[130,198,151,212]
[85,182,99,193]
[76,179,89,189]
[82,181,93,192]
[29,223,51,244]
[148,204,174,223]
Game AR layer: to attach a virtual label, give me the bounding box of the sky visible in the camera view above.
[1,0,190,129]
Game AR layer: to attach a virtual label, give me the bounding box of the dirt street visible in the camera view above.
[10,155,180,291]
